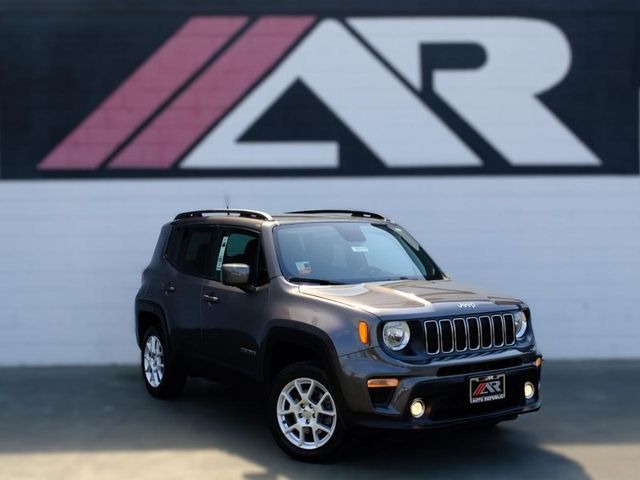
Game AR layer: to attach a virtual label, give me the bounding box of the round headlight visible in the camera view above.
[382,321,411,351]
[514,311,528,339]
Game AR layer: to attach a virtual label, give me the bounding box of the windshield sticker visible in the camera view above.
[216,236,228,271]
[295,261,312,275]
[351,245,369,252]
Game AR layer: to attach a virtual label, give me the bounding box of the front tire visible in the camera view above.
[141,326,186,399]
[268,363,346,462]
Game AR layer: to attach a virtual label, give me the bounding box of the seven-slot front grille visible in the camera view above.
[424,313,516,355]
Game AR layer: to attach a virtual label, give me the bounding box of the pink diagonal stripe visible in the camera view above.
[108,16,315,169]
[38,16,248,170]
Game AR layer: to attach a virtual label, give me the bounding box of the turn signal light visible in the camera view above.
[358,321,369,345]
[535,357,542,368]
[367,378,400,388]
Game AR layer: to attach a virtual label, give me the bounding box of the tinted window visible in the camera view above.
[165,226,182,266]
[177,227,216,277]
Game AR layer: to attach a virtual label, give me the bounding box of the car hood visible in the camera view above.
[298,279,523,318]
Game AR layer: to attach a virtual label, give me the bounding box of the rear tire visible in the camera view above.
[141,326,186,399]
[268,363,347,463]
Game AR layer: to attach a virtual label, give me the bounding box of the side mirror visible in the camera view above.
[221,263,250,287]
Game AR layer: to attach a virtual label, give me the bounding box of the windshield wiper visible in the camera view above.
[287,277,344,285]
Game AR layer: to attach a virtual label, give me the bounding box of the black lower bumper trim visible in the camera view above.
[347,400,540,431]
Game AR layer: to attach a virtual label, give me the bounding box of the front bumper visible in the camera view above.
[336,347,541,430]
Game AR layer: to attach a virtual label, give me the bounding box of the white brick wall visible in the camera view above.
[0,176,638,365]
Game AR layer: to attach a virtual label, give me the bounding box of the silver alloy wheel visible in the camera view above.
[143,335,164,388]
[276,377,337,450]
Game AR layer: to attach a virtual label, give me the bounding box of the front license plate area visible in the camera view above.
[469,374,506,404]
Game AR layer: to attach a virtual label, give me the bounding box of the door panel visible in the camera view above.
[163,225,218,357]
[200,228,268,376]
[164,270,204,355]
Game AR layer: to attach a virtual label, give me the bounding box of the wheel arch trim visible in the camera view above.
[260,321,341,385]
[135,299,170,348]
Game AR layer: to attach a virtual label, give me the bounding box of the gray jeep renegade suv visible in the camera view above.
[135,209,541,461]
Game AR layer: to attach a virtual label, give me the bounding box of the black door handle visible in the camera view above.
[162,282,176,294]
[202,293,219,303]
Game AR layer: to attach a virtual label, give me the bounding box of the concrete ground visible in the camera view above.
[0,361,638,480]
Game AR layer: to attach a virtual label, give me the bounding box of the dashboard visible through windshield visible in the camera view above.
[274,222,443,285]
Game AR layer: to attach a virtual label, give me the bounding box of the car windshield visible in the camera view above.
[274,222,443,285]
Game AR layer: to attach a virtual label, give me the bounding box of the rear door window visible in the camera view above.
[175,226,219,278]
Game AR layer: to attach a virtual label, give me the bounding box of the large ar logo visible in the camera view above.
[39,16,601,173]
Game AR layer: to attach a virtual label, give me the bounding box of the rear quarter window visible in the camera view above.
[165,226,183,266]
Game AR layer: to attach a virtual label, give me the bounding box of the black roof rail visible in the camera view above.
[285,209,388,221]
[174,209,273,221]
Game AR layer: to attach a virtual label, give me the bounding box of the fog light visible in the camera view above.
[410,399,425,418]
[524,381,535,399]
